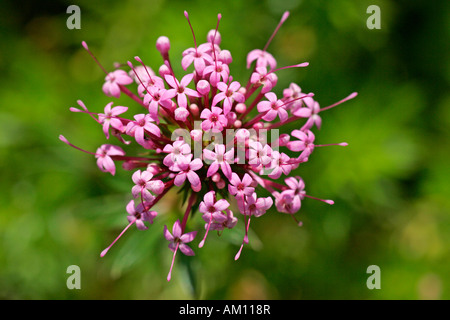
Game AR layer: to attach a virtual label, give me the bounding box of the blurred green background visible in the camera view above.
[0,0,449,299]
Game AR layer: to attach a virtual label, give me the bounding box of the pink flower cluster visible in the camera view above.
[60,11,356,281]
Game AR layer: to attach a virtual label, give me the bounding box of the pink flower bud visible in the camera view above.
[219,49,232,64]
[156,36,170,55]
[207,29,221,45]
[159,64,171,78]
[197,80,210,96]
[235,103,246,114]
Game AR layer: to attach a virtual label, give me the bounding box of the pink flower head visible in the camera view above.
[208,209,237,231]
[228,173,255,198]
[164,73,200,109]
[200,106,228,132]
[212,80,245,115]
[250,67,276,94]
[126,200,158,230]
[102,70,133,98]
[274,191,300,214]
[125,114,161,148]
[286,129,315,160]
[246,49,277,70]
[137,74,165,97]
[98,102,128,139]
[95,144,125,175]
[172,155,203,191]
[182,45,213,76]
[198,190,231,247]
[131,169,164,202]
[283,83,307,112]
[63,12,354,280]
[268,151,292,179]
[203,144,234,179]
[163,140,191,169]
[164,219,197,281]
[143,86,173,117]
[242,193,273,217]
[300,97,322,130]
[248,141,273,167]
[257,92,288,122]
[203,61,229,87]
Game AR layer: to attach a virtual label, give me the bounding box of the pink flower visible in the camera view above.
[242,193,273,217]
[250,67,277,94]
[125,114,161,147]
[143,86,173,117]
[172,155,203,191]
[246,49,277,70]
[248,141,273,167]
[212,80,245,115]
[181,45,213,76]
[257,92,288,122]
[126,200,157,230]
[98,102,128,139]
[198,190,231,247]
[286,129,315,160]
[208,209,237,231]
[203,61,229,87]
[164,219,197,281]
[131,169,164,202]
[163,140,191,169]
[200,106,228,132]
[228,173,255,198]
[274,191,300,214]
[95,144,125,176]
[203,144,234,179]
[164,73,200,109]
[63,11,355,280]
[268,151,292,179]
[102,70,133,98]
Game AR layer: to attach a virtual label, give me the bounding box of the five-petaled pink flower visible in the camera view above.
[98,102,128,139]
[95,144,125,176]
[172,155,203,191]
[102,70,133,98]
[203,144,234,179]
[164,219,197,281]
[200,106,228,132]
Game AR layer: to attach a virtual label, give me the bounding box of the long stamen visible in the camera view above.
[314,142,348,147]
[319,92,358,112]
[267,62,309,75]
[81,41,108,75]
[304,194,334,205]
[100,216,138,257]
[198,211,213,248]
[70,100,101,123]
[211,14,222,68]
[134,56,155,84]
[127,61,154,100]
[167,242,179,281]
[59,135,98,156]
[184,11,198,50]
[263,11,290,52]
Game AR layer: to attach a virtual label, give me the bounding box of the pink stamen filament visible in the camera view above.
[100,216,137,257]
[263,11,290,52]
[167,242,179,282]
[184,11,198,50]
[81,41,108,75]
[319,92,358,112]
